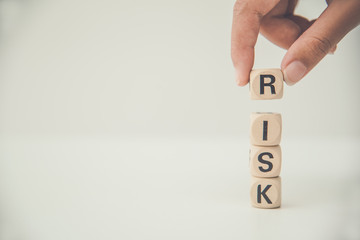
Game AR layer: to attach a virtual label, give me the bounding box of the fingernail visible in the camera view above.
[283,61,307,86]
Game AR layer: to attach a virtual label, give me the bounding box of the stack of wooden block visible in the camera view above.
[249,69,284,209]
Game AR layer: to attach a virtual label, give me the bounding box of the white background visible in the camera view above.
[0,0,359,239]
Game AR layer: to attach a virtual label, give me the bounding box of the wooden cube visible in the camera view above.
[250,112,282,146]
[250,145,281,178]
[250,69,284,100]
[250,177,281,209]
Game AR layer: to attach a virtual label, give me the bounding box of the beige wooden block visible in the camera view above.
[250,145,281,178]
[250,69,284,100]
[250,176,281,209]
[250,112,282,146]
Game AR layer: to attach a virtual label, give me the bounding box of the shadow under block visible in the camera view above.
[250,69,284,100]
[250,145,281,178]
[250,112,282,146]
[250,177,281,209]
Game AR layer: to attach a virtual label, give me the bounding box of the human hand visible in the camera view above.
[231,0,360,86]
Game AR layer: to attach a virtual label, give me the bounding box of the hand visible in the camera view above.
[231,0,360,86]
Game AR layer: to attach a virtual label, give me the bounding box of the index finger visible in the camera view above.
[231,0,279,86]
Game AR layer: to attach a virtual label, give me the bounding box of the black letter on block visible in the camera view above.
[263,121,268,141]
[257,184,272,204]
[260,75,276,95]
[258,152,273,172]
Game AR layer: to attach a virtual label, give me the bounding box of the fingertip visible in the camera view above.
[329,45,337,54]
[283,78,295,86]
[235,69,249,87]
[237,80,248,87]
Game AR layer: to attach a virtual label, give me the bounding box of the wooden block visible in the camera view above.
[250,145,281,178]
[250,112,282,146]
[250,176,281,209]
[250,69,284,100]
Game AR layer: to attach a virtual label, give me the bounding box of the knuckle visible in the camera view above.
[233,0,248,15]
[233,0,280,18]
[306,36,333,56]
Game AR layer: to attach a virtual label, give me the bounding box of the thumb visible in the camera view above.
[281,0,360,85]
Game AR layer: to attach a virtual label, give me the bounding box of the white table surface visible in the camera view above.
[0,135,359,240]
